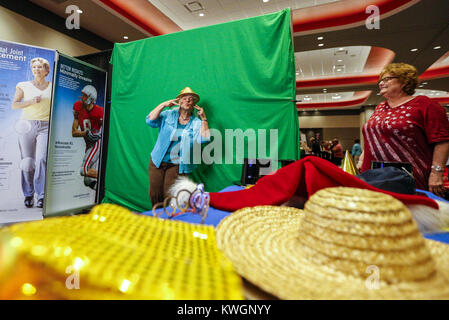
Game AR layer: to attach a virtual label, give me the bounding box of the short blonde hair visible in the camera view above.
[30,57,50,76]
[380,63,418,95]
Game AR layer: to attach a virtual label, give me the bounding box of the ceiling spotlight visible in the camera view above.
[323,89,327,92]
[434,46,441,50]
[410,48,418,52]
[337,59,343,63]
[77,9,83,13]
[123,36,129,39]
[318,43,324,47]
[422,82,428,85]
[263,0,269,2]
[419,85,424,88]
[317,36,324,40]
[199,12,204,16]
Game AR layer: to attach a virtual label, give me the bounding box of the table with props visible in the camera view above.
[140,157,449,245]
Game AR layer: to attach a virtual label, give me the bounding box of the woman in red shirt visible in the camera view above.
[358,63,449,196]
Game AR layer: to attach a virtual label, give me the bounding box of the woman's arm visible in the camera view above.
[194,105,210,139]
[200,119,210,139]
[12,87,41,110]
[428,141,449,196]
[148,99,177,120]
[356,151,364,171]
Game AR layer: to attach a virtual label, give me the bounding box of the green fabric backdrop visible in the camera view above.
[104,9,299,211]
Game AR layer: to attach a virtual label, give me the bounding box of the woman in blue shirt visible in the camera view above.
[351,138,362,168]
[146,87,210,207]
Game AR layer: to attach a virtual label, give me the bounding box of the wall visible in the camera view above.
[298,114,360,128]
[323,127,360,152]
[298,114,360,150]
[0,6,99,56]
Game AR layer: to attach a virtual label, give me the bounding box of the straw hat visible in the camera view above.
[216,187,449,299]
[177,87,200,104]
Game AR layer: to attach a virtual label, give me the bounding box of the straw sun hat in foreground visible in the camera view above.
[216,187,449,300]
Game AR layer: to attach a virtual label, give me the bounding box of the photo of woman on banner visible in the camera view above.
[146,87,210,207]
[72,85,104,190]
[12,57,52,209]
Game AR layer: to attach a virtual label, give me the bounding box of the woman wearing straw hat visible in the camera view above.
[146,87,210,207]
[358,63,449,196]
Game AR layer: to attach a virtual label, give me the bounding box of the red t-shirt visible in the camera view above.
[361,95,449,189]
[73,100,104,146]
[332,144,343,158]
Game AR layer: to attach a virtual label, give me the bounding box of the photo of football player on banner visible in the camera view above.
[45,53,107,217]
[0,39,56,224]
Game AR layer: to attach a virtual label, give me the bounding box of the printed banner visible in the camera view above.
[0,40,55,224]
[44,53,107,217]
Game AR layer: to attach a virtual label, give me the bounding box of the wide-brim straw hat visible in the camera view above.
[216,187,449,300]
[177,87,200,104]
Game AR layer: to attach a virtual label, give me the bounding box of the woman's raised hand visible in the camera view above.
[194,105,206,120]
[33,95,42,104]
[165,98,179,108]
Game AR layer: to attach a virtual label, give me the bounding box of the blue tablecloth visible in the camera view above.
[139,186,449,244]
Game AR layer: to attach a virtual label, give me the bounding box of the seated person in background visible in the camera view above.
[358,63,449,197]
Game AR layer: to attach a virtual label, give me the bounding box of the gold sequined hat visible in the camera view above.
[177,87,200,104]
[216,187,449,300]
[0,204,243,300]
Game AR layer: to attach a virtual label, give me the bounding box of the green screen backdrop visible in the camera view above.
[104,9,299,211]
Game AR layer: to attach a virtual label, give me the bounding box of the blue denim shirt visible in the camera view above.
[146,108,210,173]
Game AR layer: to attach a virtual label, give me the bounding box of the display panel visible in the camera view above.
[0,39,56,224]
[44,53,107,217]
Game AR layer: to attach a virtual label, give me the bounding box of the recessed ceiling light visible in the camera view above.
[419,85,424,88]
[434,46,441,50]
[337,59,343,63]
[410,48,418,52]
[318,43,324,47]
[263,0,269,2]
[317,36,324,40]
[199,13,204,17]
[123,36,128,39]
[77,9,83,13]
[422,82,428,85]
